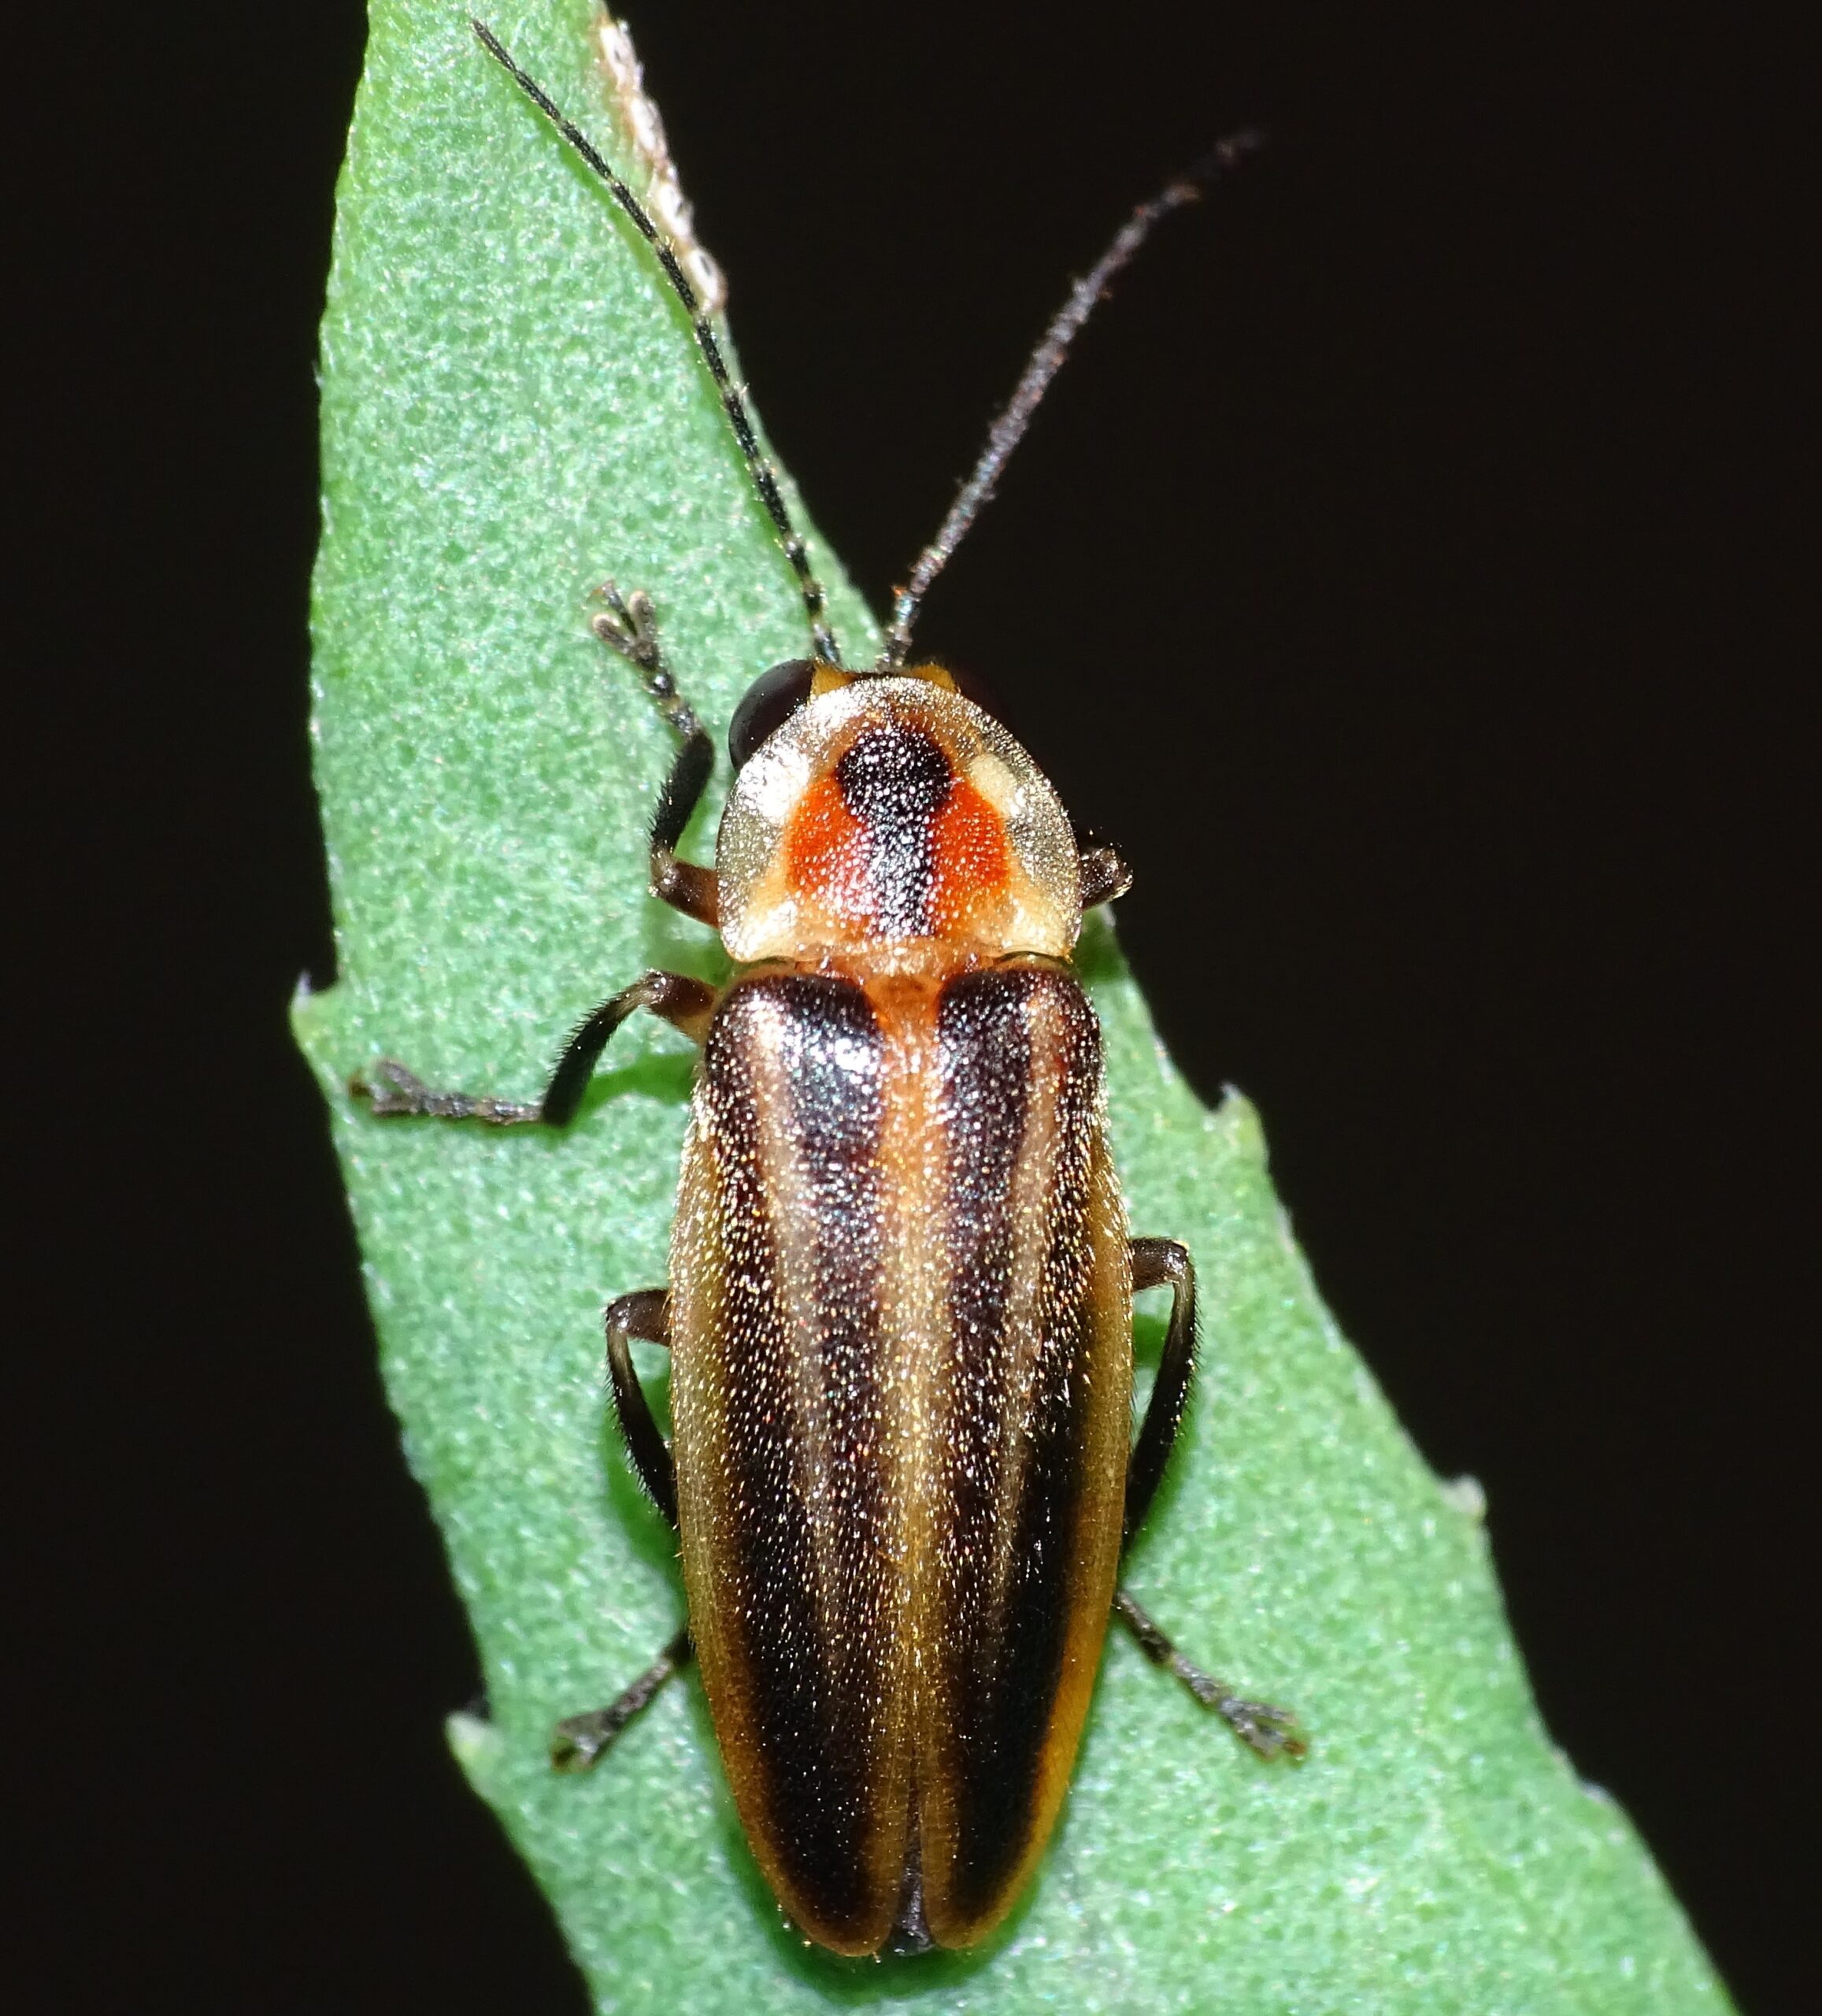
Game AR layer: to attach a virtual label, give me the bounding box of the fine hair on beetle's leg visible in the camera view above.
[537,970,718,1125]
[551,1625,694,1773]
[352,969,716,1129]
[470,19,842,665]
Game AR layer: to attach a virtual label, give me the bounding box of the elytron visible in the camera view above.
[355,13,1302,1958]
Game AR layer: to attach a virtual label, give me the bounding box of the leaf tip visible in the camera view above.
[446,1707,507,1783]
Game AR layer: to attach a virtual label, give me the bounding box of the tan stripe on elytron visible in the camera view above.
[867,976,953,1897]
[987,980,1072,1624]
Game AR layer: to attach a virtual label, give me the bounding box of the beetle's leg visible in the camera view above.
[1120,1238,1305,1758]
[1078,841,1134,910]
[550,1625,694,1773]
[604,1288,678,1527]
[1124,1236,1198,1541]
[592,581,720,928]
[1113,1588,1305,1759]
[539,971,716,1125]
[551,1292,688,1773]
[352,970,717,1129]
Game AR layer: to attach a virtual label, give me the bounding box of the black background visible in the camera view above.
[16,2,1810,2010]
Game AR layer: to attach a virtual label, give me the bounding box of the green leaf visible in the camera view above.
[297,4,1732,2008]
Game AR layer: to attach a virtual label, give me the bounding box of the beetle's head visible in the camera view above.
[715,662,1081,965]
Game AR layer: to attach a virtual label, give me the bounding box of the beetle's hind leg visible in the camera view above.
[551,1625,694,1773]
[1113,1588,1305,1761]
[1120,1236,1306,1759]
[549,1288,691,1773]
[592,582,720,928]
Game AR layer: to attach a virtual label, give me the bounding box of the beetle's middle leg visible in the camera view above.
[1117,1235,1306,1759]
[603,1288,679,1526]
[352,969,717,1128]
[549,1287,692,1773]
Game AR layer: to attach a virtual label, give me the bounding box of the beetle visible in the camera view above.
[354,16,1302,1959]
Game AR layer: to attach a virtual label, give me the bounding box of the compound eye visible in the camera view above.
[728,659,816,769]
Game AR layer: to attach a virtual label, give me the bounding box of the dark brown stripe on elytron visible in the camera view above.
[834,719,954,936]
[931,964,1035,1629]
[701,973,890,1936]
[932,967,1105,1920]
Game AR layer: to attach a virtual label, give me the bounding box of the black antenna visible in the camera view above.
[880,131,1263,672]
[471,18,843,665]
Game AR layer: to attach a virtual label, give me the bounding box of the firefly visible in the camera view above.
[355,14,1302,1959]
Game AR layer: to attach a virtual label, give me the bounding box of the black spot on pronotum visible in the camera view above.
[834,722,954,823]
[835,723,955,936]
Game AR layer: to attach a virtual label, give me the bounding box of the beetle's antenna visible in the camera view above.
[471,18,844,666]
[879,131,1263,672]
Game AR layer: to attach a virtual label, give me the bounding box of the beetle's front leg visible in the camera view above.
[352,969,717,1129]
[1120,1235,1306,1759]
[550,1286,690,1773]
[592,581,720,928]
